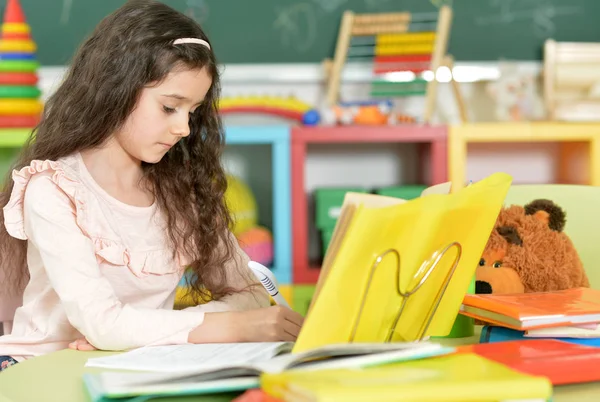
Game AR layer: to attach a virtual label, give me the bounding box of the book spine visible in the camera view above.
[480,326,600,347]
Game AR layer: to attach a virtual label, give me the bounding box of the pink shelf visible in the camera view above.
[291,125,448,284]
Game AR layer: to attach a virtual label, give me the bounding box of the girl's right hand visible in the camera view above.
[235,305,305,342]
[188,306,305,344]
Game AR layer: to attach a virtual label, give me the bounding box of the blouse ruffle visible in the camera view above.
[3,159,182,278]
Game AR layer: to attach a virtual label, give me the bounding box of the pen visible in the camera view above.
[248,260,291,308]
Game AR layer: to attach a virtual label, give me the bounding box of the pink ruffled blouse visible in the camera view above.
[0,153,270,361]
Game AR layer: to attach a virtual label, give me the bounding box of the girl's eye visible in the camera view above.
[493,261,502,268]
[479,258,485,266]
[163,106,176,114]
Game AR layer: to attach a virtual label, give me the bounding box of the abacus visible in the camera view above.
[325,5,460,124]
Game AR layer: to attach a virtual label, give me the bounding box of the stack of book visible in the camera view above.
[459,287,600,348]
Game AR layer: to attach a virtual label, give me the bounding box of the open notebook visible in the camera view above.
[83,341,452,401]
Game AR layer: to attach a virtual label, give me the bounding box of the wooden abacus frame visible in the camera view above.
[325,5,461,124]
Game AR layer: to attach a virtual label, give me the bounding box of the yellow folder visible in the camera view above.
[260,353,553,402]
[293,173,512,353]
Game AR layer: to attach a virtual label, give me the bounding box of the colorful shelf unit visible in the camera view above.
[449,122,600,192]
[225,126,292,285]
[291,125,448,284]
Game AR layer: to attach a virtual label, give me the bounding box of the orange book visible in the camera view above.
[460,287,600,330]
[457,339,600,385]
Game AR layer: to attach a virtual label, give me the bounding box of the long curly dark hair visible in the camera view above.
[0,0,252,304]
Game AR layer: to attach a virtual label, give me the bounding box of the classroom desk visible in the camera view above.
[1,330,599,402]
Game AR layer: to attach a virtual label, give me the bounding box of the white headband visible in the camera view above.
[173,38,211,50]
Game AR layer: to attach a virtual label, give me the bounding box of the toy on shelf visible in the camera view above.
[224,174,274,267]
[320,99,417,126]
[487,62,544,122]
[544,39,600,121]
[219,95,320,126]
[314,187,366,257]
[0,0,42,129]
[237,226,273,268]
[324,5,467,124]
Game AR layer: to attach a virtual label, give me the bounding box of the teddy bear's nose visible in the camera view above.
[475,280,493,294]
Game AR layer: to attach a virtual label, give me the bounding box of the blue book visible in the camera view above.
[480,325,600,347]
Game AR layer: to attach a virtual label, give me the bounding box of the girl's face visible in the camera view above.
[116,66,212,164]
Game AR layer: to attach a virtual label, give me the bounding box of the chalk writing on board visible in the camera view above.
[364,0,392,9]
[185,0,209,24]
[475,0,581,38]
[60,0,73,25]
[430,0,452,7]
[313,0,347,13]
[273,3,317,53]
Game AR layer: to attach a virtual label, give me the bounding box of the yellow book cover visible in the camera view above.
[294,173,512,353]
[261,353,553,402]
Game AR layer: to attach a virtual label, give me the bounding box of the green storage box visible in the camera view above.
[376,184,428,200]
[314,187,365,229]
[321,227,334,255]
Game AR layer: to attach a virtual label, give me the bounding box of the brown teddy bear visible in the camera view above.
[475,199,589,294]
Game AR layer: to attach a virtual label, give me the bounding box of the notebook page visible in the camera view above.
[526,324,600,338]
[85,342,293,373]
[254,341,451,374]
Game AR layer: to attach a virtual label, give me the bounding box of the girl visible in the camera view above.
[0,0,303,372]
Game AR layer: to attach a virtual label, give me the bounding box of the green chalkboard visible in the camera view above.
[6,0,600,65]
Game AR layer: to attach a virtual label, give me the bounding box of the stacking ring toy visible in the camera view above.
[1,32,31,40]
[0,72,38,85]
[2,23,31,34]
[0,39,36,53]
[0,52,35,60]
[0,60,39,72]
[0,115,40,127]
[0,99,42,115]
[0,85,40,98]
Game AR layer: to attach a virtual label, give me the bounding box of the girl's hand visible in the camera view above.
[235,305,305,342]
[68,338,97,351]
[188,306,305,343]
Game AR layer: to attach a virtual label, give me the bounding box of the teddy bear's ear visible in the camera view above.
[524,199,566,232]
[497,226,523,246]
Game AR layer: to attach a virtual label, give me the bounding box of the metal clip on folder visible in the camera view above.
[348,241,463,343]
